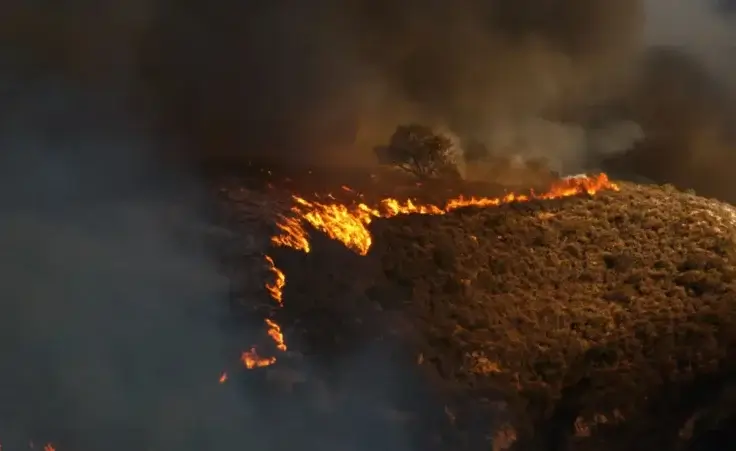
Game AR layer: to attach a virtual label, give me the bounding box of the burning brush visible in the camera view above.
[228,173,618,376]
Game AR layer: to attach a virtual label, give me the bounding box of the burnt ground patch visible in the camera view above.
[221,181,736,451]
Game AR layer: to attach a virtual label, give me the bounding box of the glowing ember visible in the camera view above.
[219,372,228,383]
[272,173,619,256]
[241,347,277,369]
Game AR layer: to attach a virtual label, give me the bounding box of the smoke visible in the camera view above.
[3,1,736,194]
[0,62,254,449]
[139,0,647,170]
[0,40,421,451]
[607,0,736,201]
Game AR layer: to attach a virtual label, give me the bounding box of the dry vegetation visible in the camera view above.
[367,182,736,450]
[220,179,736,451]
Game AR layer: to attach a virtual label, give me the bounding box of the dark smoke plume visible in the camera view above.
[140,0,645,169]
[4,1,736,197]
[607,0,736,202]
[138,0,736,201]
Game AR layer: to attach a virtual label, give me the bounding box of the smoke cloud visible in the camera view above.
[0,36,419,451]
[2,0,736,446]
[134,0,736,198]
[0,66,250,449]
[609,0,736,201]
[4,1,736,196]
[139,0,646,169]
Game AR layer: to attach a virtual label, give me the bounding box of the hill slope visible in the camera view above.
[268,182,736,451]
[219,178,736,451]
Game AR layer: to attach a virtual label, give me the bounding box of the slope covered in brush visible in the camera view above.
[363,182,736,450]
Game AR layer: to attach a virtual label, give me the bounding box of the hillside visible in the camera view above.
[220,178,736,451]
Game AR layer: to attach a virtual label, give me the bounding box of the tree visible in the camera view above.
[374,124,464,180]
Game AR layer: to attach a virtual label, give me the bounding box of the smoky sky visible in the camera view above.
[0,2,734,449]
[0,50,418,451]
[150,0,736,200]
[139,0,645,165]
[3,1,736,199]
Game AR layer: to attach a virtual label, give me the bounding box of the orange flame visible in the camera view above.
[273,173,618,256]
[241,347,277,369]
[263,255,286,304]
[233,174,617,375]
[265,318,287,351]
[271,215,310,252]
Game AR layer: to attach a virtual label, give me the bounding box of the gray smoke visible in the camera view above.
[0,68,248,449]
[0,44,420,449]
[611,0,736,201]
[140,0,647,170]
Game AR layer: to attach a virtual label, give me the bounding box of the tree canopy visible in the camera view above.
[374,124,465,180]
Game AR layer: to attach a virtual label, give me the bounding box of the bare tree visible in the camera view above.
[374,124,466,180]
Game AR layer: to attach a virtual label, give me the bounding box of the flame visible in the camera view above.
[264,255,286,304]
[219,372,228,383]
[273,173,618,256]
[233,174,617,375]
[241,347,277,369]
[271,215,310,252]
[265,318,287,351]
[234,256,288,373]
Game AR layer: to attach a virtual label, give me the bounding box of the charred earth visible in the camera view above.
[218,175,736,451]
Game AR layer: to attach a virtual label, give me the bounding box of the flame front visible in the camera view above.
[273,173,618,256]
[229,174,618,376]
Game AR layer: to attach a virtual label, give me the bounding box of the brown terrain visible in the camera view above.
[214,172,736,451]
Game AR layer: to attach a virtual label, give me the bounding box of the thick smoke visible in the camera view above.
[608,0,736,201]
[1,0,736,446]
[0,64,251,449]
[137,0,736,198]
[0,17,418,451]
[5,1,736,193]
[139,0,646,170]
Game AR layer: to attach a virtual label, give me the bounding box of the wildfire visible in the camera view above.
[272,173,618,256]
[271,215,310,253]
[265,318,287,351]
[228,255,288,375]
[241,347,277,369]
[264,255,286,304]
[232,173,618,376]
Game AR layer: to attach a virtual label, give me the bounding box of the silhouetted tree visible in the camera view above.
[374,124,463,180]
